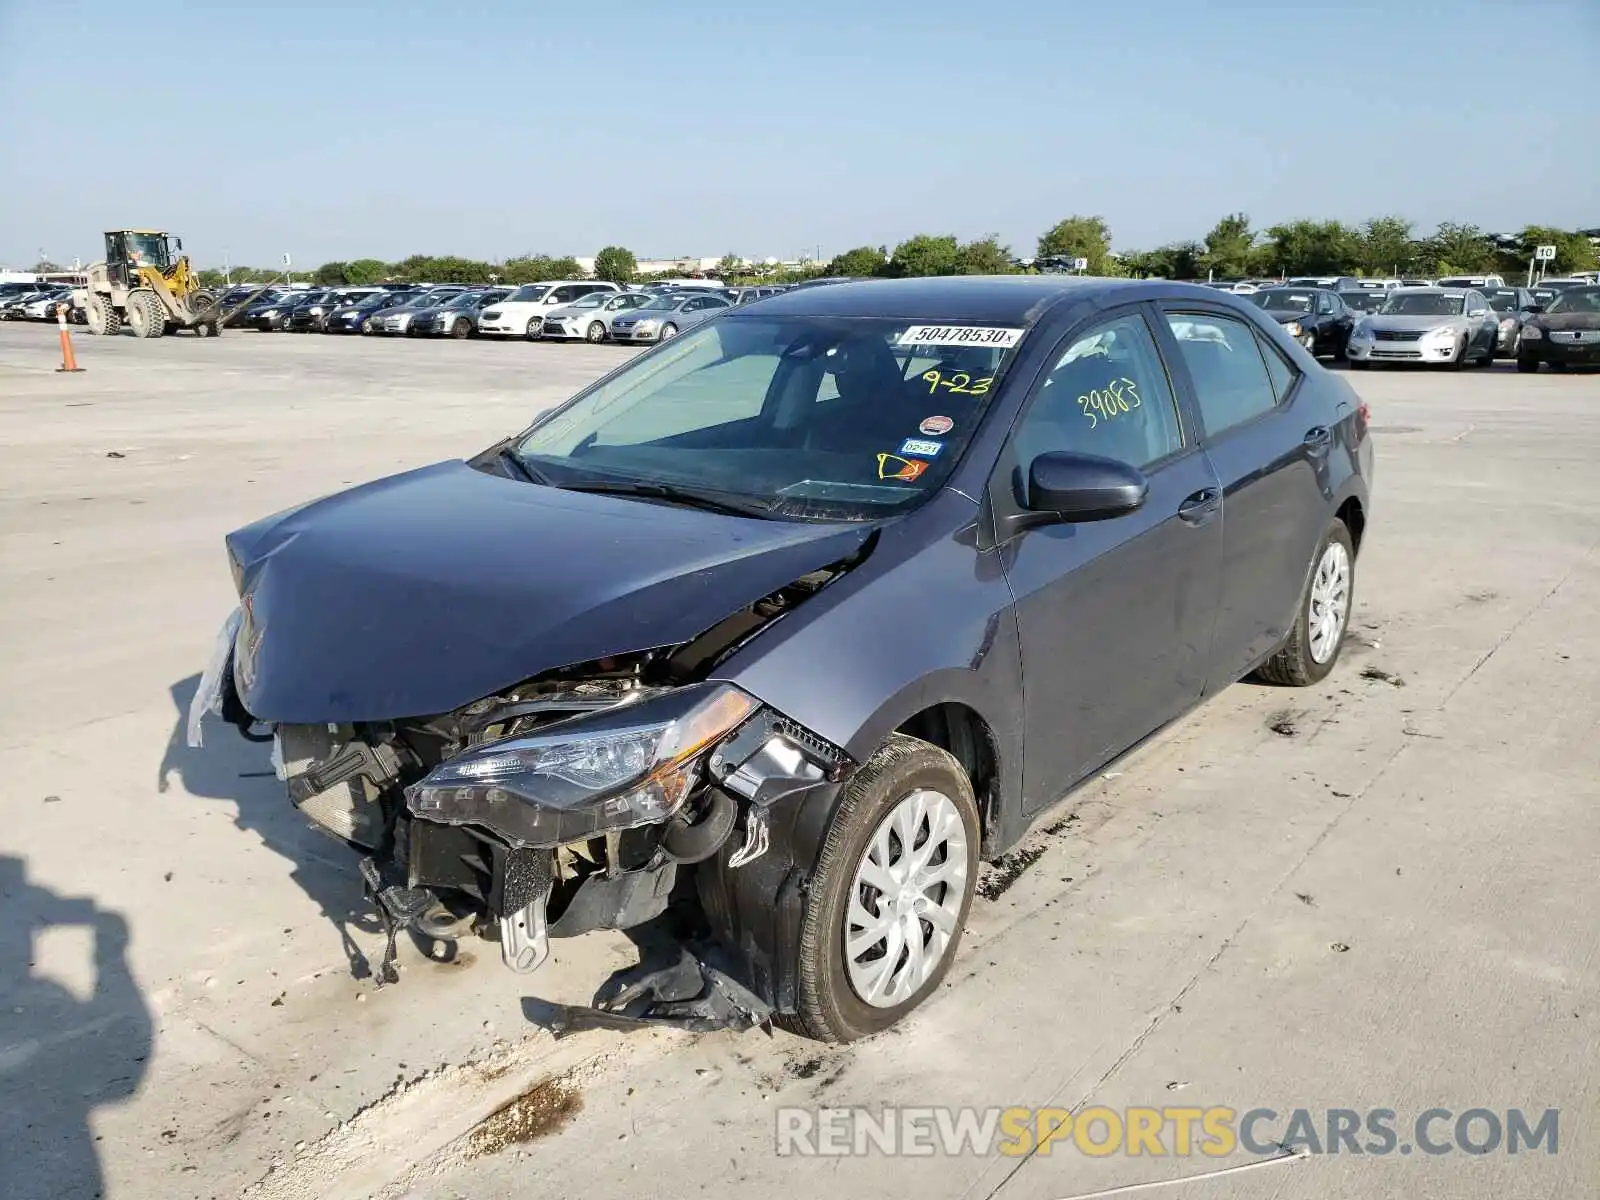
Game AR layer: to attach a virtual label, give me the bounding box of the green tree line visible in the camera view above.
[193,220,1595,290]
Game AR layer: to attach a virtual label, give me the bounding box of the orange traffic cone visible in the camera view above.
[56,304,85,373]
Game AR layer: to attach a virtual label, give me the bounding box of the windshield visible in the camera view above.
[1485,291,1522,313]
[1380,293,1463,316]
[1547,288,1600,315]
[1341,292,1383,312]
[1250,290,1315,313]
[125,232,169,267]
[640,295,690,311]
[564,293,608,309]
[513,316,1026,519]
[508,285,549,303]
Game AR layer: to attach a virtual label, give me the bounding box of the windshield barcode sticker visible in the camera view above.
[898,325,1024,348]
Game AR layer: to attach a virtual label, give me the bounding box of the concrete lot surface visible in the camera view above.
[0,324,1595,1200]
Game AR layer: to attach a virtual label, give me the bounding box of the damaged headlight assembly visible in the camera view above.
[409,683,760,848]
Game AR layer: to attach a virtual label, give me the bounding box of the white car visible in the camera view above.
[476,281,620,339]
[538,291,653,342]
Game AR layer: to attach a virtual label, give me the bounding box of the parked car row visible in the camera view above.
[0,283,85,323]
[218,279,796,344]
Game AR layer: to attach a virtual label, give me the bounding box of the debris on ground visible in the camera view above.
[1359,667,1406,687]
[976,845,1047,901]
[466,1077,583,1158]
[1330,942,1351,953]
[1269,714,1299,737]
[1294,892,1315,906]
[105,450,126,459]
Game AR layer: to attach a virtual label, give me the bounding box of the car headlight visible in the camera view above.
[634,319,659,330]
[1350,321,1371,339]
[1284,321,1303,337]
[409,683,759,848]
[1521,324,1542,340]
[1426,327,1459,342]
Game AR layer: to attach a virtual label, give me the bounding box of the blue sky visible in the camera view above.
[2,0,1596,269]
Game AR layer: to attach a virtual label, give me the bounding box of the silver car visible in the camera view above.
[538,291,653,343]
[609,291,732,343]
[1345,287,1500,369]
[369,289,468,336]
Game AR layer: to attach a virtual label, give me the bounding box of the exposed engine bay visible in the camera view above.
[190,562,859,1030]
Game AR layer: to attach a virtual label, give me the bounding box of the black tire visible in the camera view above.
[1517,352,1540,374]
[525,317,541,340]
[194,320,214,338]
[586,321,606,343]
[127,289,165,338]
[1348,360,1368,371]
[84,293,120,336]
[451,318,471,339]
[782,733,980,1043]
[659,322,678,340]
[1255,520,1355,687]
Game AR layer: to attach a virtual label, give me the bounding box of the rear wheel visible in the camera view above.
[783,733,978,1043]
[84,293,120,336]
[127,289,165,338]
[1256,520,1355,687]
[586,321,606,343]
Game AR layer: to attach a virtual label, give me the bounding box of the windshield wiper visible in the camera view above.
[556,479,776,519]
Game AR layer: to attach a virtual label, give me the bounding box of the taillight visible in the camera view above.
[1357,399,1371,433]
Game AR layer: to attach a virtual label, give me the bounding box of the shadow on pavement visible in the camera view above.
[157,674,382,979]
[0,855,152,1200]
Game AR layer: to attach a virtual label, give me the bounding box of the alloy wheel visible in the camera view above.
[1307,540,1351,664]
[844,788,970,1008]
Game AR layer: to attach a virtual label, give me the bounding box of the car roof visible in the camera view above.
[1391,286,1468,296]
[744,275,1221,324]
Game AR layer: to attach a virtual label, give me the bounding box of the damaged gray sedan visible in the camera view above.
[191,276,1373,1041]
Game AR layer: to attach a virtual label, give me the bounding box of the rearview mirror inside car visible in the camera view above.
[1004,451,1148,537]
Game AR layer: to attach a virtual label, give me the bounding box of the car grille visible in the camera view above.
[1553,330,1600,344]
[1373,330,1422,342]
[1370,349,1422,359]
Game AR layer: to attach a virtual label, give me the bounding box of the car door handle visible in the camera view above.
[1303,426,1333,456]
[1177,487,1221,525]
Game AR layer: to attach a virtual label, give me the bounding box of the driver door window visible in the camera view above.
[1011,312,1184,473]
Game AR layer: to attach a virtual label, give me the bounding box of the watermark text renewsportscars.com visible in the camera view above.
[775,1105,1559,1158]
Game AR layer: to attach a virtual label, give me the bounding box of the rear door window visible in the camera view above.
[1163,311,1281,437]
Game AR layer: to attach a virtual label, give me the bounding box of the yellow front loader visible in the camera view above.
[74,230,222,338]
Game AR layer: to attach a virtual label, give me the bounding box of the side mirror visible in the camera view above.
[1005,451,1148,536]
[1526,303,1545,313]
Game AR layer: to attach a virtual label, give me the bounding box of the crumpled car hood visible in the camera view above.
[225,460,874,723]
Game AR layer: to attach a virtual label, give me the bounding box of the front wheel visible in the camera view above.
[1255,520,1355,687]
[451,318,471,339]
[586,321,606,343]
[525,317,541,341]
[127,289,166,338]
[1517,352,1540,374]
[659,323,678,340]
[783,733,979,1043]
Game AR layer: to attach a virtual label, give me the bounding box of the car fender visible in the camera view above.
[716,490,1025,851]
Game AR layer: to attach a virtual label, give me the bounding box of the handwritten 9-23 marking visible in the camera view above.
[921,369,993,396]
[1077,377,1141,429]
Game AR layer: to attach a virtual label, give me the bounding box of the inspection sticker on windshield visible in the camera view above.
[898,438,943,458]
[898,325,1024,348]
